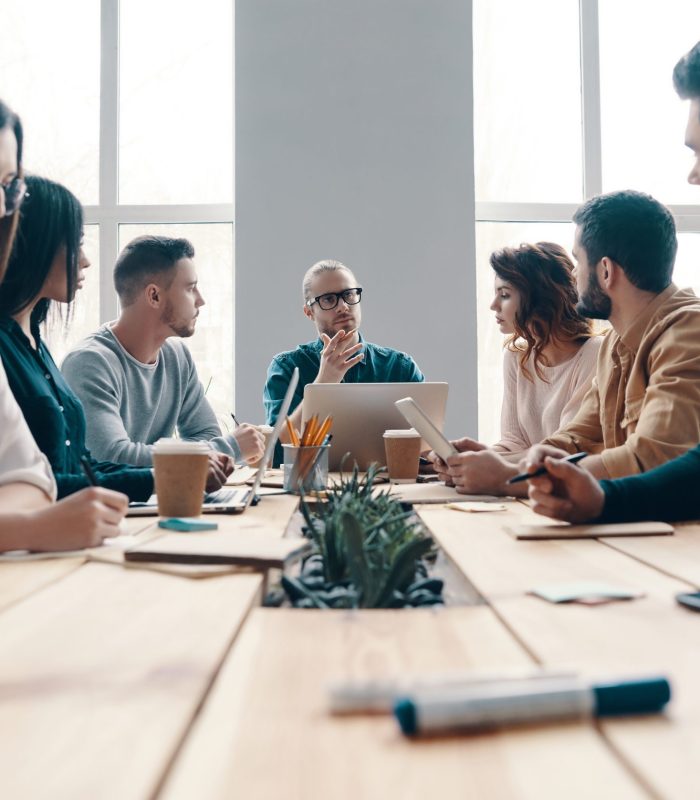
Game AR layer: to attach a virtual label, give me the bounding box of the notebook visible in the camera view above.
[506,521,674,540]
[127,368,299,516]
[125,529,311,569]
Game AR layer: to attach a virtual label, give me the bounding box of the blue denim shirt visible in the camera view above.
[263,335,424,465]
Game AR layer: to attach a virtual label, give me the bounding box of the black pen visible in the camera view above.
[230,412,239,428]
[507,452,588,485]
[80,455,99,486]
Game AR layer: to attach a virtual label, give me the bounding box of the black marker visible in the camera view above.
[507,452,588,485]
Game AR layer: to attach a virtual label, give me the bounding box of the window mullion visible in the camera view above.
[99,0,120,322]
[579,0,602,199]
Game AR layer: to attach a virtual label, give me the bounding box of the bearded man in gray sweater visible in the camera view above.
[62,236,263,472]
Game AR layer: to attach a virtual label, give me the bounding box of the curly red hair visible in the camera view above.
[490,241,592,382]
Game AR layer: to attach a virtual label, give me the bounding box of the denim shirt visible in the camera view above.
[263,335,424,464]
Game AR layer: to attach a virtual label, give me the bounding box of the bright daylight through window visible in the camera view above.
[0,0,234,422]
[474,0,700,443]
[2,1,700,439]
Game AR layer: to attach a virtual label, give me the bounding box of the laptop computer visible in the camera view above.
[302,382,448,470]
[127,367,299,516]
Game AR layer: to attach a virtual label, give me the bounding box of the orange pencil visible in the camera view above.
[286,416,300,446]
[302,415,319,446]
[312,415,333,446]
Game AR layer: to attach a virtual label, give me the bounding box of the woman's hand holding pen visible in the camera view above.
[522,444,605,523]
[27,487,128,550]
[316,330,364,383]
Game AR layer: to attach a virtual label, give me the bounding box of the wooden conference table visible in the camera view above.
[1,487,699,799]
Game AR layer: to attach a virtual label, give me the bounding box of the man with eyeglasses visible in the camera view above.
[264,259,424,462]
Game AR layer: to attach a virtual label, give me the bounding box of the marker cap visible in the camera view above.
[594,676,671,716]
[394,698,418,736]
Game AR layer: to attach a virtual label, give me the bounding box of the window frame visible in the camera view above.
[90,0,236,324]
[474,0,700,230]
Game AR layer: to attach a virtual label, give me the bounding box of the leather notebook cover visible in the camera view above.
[506,521,674,540]
[125,530,311,569]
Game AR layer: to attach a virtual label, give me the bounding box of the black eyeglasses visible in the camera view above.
[306,287,363,311]
[1,177,27,218]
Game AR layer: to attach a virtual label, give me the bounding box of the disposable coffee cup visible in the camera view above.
[250,425,274,469]
[152,439,211,517]
[383,428,422,483]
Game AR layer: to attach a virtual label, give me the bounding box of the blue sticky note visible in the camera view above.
[158,518,219,532]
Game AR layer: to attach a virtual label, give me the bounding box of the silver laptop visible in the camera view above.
[303,382,448,470]
[128,368,299,516]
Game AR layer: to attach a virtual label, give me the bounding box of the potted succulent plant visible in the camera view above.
[281,464,444,609]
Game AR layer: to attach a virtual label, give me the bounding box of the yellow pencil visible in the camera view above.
[286,416,300,446]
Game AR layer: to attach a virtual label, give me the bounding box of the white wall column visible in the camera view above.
[236,0,477,436]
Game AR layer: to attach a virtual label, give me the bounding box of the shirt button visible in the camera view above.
[44,373,51,380]
[65,440,71,447]
[58,406,64,412]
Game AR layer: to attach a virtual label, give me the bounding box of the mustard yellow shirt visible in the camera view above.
[543,283,700,478]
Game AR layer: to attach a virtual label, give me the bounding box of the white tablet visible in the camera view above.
[395,397,457,462]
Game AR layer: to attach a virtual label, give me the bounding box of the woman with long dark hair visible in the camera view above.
[0,174,154,502]
[0,101,128,551]
[489,241,600,451]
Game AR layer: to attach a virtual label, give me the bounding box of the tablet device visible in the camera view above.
[395,397,457,462]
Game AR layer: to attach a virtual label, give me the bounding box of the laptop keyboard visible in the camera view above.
[204,488,247,505]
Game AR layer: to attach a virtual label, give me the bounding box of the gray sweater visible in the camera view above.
[61,324,240,466]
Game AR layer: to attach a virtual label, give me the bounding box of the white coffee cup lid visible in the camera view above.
[383,428,420,438]
[153,438,211,455]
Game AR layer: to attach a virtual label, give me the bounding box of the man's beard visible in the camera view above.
[162,301,196,338]
[576,269,611,320]
[319,317,358,340]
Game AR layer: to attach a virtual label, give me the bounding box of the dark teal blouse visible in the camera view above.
[0,317,153,501]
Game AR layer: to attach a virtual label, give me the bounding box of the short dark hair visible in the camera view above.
[0,99,24,283]
[114,235,195,306]
[572,190,677,293]
[0,175,82,327]
[673,41,700,100]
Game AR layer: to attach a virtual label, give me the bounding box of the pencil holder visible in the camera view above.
[282,444,330,494]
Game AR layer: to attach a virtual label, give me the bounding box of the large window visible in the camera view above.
[0,0,234,420]
[474,0,700,443]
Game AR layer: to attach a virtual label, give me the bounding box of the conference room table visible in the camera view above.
[1,483,699,799]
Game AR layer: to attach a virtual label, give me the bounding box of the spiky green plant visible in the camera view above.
[284,463,443,609]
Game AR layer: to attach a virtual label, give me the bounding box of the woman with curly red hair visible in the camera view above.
[489,241,600,452]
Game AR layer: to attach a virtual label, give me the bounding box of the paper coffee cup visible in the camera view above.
[383,428,422,483]
[152,439,210,517]
[250,424,274,469]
